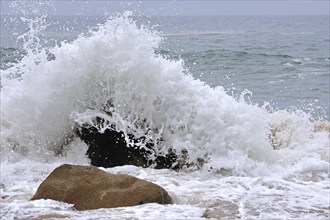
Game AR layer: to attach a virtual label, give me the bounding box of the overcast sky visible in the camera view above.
[1,1,329,16]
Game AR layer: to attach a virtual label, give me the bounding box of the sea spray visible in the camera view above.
[1,7,329,219]
[1,12,329,175]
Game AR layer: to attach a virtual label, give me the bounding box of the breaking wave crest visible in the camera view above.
[1,12,329,175]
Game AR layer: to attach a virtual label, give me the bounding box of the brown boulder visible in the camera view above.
[31,164,172,210]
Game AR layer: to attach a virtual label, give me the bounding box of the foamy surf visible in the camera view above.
[1,10,329,220]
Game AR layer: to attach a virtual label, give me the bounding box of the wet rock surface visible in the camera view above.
[31,164,173,210]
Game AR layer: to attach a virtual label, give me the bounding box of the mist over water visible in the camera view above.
[0,3,329,219]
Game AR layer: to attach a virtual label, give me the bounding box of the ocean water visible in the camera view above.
[1,10,329,220]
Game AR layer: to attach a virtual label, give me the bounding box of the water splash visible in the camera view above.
[0,11,329,175]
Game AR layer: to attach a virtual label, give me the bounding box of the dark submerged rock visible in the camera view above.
[202,200,240,219]
[76,120,179,169]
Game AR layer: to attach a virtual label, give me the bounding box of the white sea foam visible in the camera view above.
[1,12,329,219]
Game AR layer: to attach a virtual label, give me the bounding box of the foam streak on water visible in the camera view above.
[1,12,329,219]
